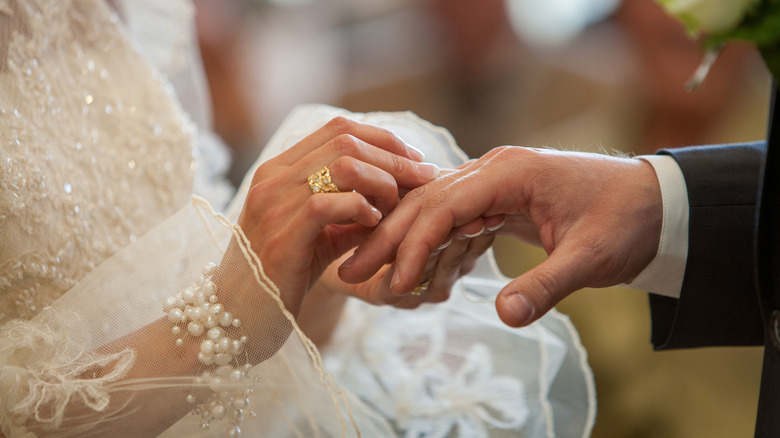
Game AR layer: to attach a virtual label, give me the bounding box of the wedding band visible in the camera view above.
[411,278,431,296]
[308,166,340,194]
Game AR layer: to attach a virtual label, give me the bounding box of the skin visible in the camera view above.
[339,145,664,328]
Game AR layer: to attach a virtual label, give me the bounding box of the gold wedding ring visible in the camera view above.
[411,278,431,296]
[308,166,340,194]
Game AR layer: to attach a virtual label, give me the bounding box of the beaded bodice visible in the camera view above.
[0,0,195,323]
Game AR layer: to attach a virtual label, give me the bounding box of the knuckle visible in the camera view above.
[530,269,561,307]
[331,156,364,180]
[304,194,331,217]
[325,116,354,133]
[389,154,407,176]
[331,134,360,156]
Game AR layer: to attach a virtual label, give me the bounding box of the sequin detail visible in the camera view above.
[0,0,195,323]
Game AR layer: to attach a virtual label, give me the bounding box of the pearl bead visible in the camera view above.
[231,339,244,356]
[208,377,223,391]
[218,337,231,354]
[168,308,184,324]
[197,352,213,365]
[214,353,232,366]
[203,263,217,276]
[188,321,204,337]
[232,318,241,329]
[207,327,223,341]
[175,338,183,347]
[182,287,196,303]
[164,296,176,311]
[202,280,215,295]
[232,397,248,409]
[190,307,204,322]
[230,369,244,382]
[171,326,181,336]
[219,311,233,327]
[205,316,218,329]
[200,339,215,355]
[209,303,223,316]
[209,294,218,304]
[186,394,196,403]
[210,404,226,419]
[240,336,248,344]
[227,426,241,437]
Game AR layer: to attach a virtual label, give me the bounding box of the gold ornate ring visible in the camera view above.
[308,166,340,194]
[411,278,431,296]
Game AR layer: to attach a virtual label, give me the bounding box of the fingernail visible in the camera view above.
[371,206,382,222]
[437,237,453,251]
[506,292,534,326]
[390,265,401,291]
[339,253,356,270]
[460,227,484,239]
[486,218,506,232]
[414,162,439,180]
[407,144,425,161]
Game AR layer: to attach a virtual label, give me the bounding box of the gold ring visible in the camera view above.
[411,278,431,296]
[308,166,340,194]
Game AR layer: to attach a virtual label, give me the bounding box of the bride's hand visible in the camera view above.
[236,116,439,316]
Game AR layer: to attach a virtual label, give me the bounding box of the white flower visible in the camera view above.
[657,0,759,35]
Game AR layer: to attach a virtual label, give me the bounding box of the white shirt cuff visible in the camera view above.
[623,155,689,298]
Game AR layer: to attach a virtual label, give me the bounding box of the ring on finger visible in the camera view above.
[308,166,341,194]
[411,278,431,296]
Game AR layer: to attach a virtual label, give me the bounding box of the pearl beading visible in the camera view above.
[164,262,256,436]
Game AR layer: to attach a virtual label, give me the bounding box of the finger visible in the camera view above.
[341,167,497,285]
[454,218,485,239]
[337,191,427,283]
[276,116,425,166]
[483,215,506,232]
[299,134,439,189]
[328,156,398,215]
[359,264,408,306]
[458,227,497,275]
[494,247,592,327]
[422,237,471,303]
[285,192,383,257]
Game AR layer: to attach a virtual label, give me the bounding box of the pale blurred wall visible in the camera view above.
[193,0,773,436]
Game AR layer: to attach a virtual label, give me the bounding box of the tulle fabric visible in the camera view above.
[231,104,598,438]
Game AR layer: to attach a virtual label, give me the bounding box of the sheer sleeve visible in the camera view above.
[1,195,393,437]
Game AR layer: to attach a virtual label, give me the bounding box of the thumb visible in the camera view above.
[495,250,591,327]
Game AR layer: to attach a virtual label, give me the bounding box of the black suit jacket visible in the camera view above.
[648,85,779,437]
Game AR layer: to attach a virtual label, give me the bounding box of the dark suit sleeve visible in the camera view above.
[649,142,767,349]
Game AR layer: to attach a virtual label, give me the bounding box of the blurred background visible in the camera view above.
[192,0,772,436]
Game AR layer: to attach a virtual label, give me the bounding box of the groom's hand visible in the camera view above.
[338,146,664,327]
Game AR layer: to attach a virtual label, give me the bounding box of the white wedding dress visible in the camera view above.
[0,1,595,437]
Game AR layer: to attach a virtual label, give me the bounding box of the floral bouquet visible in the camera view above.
[657,0,780,87]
